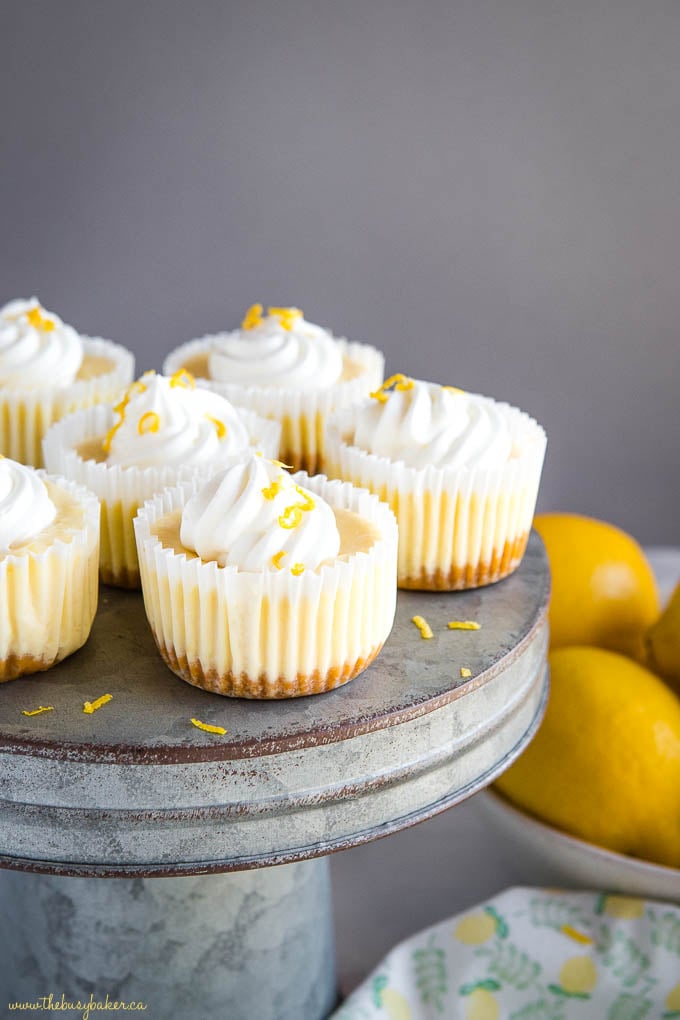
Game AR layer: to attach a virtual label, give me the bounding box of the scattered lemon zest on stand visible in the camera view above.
[448,620,481,631]
[460,667,472,678]
[83,694,112,714]
[412,615,433,639]
[191,718,227,735]
[22,706,54,717]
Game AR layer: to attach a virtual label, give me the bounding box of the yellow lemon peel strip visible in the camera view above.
[370,373,415,403]
[241,304,264,330]
[279,505,303,530]
[269,458,294,470]
[291,563,305,576]
[560,925,594,945]
[262,479,282,500]
[22,706,54,717]
[268,306,302,331]
[169,368,195,389]
[294,485,315,512]
[138,411,160,435]
[271,550,286,570]
[412,615,433,639]
[447,620,481,631]
[205,415,227,439]
[460,667,472,678]
[26,305,55,332]
[83,694,112,714]
[191,718,227,736]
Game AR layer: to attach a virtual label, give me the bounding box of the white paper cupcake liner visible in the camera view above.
[325,401,547,590]
[0,336,135,467]
[133,472,398,698]
[0,473,100,682]
[42,404,280,589]
[163,335,385,474]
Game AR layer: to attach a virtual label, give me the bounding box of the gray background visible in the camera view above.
[2,0,679,543]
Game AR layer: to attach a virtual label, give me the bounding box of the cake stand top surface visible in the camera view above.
[0,533,549,766]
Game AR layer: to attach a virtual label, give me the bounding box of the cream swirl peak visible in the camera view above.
[0,457,57,552]
[104,370,252,469]
[0,298,83,388]
[207,304,344,390]
[353,374,515,470]
[180,456,341,571]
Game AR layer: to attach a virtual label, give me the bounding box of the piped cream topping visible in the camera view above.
[0,457,57,552]
[104,370,252,469]
[207,305,344,390]
[353,375,515,470]
[180,456,340,570]
[0,298,83,388]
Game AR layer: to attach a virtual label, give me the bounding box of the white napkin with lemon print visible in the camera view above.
[331,887,680,1019]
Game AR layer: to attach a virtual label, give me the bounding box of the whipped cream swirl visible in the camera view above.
[207,305,343,390]
[180,456,340,570]
[105,372,252,469]
[0,457,57,552]
[352,376,514,470]
[0,298,83,388]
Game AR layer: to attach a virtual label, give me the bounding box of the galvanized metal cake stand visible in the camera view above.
[0,533,549,1020]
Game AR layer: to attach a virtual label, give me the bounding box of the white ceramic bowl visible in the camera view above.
[476,788,680,903]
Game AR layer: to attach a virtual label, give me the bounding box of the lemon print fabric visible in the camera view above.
[330,888,680,1019]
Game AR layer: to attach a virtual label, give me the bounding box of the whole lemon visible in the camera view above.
[534,513,659,660]
[495,646,680,868]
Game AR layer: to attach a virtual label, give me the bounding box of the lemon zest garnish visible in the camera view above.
[83,694,112,714]
[291,563,305,576]
[26,305,55,332]
[460,667,472,678]
[269,458,294,470]
[412,615,433,639]
[268,306,302,331]
[447,620,481,631]
[370,373,414,403]
[443,385,465,395]
[262,479,282,500]
[128,378,151,398]
[169,368,195,389]
[241,303,264,330]
[206,415,227,439]
[191,718,227,735]
[560,924,594,945]
[271,550,286,570]
[22,705,54,717]
[138,410,161,435]
[279,504,303,530]
[102,421,122,454]
[294,485,315,512]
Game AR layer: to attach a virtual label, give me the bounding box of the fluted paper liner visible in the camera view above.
[163,336,385,475]
[325,401,547,590]
[0,473,100,682]
[0,336,135,467]
[42,404,281,589]
[133,472,398,698]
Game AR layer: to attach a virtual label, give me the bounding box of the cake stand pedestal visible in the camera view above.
[0,534,549,1020]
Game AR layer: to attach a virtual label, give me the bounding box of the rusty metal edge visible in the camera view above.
[0,665,548,878]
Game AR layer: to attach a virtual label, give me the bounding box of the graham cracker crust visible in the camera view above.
[399,532,529,591]
[1,651,60,683]
[154,636,384,699]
